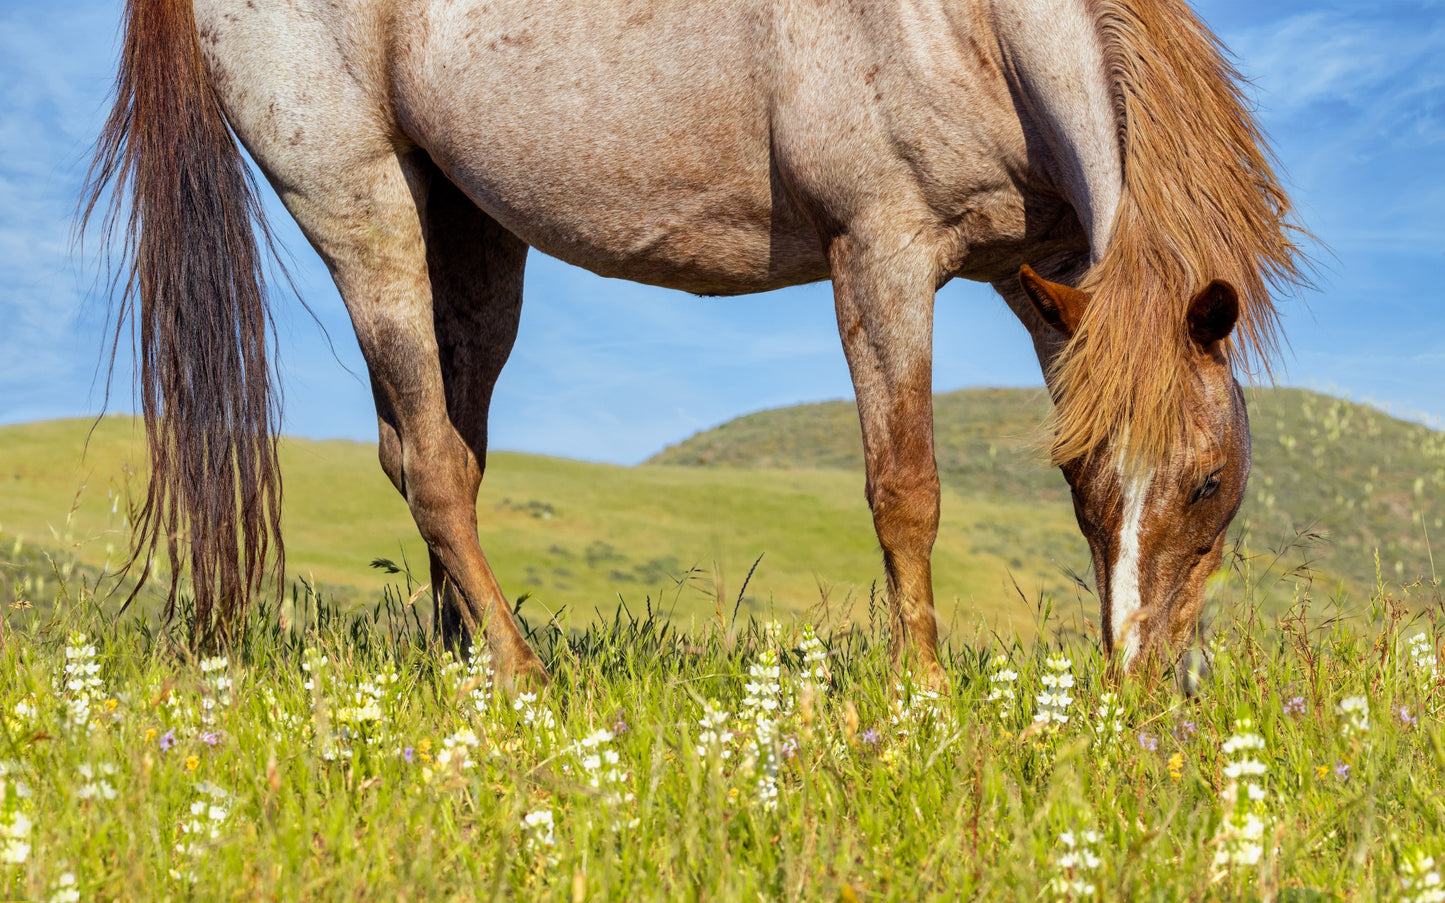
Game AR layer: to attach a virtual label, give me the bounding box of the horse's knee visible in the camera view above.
[867,469,941,558]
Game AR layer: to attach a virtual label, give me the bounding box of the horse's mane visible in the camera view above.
[1048,0,1308,469]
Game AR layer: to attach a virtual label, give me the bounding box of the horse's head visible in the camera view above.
[1018,267,1250,673]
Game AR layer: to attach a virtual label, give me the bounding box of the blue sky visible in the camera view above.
[0,0,1440,464]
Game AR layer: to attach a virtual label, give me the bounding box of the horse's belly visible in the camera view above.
[392,0,828,294]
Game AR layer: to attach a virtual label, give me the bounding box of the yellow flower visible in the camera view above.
[1316,764,1330,780]
[419,738,432,753]
[145,727,157,743]
[184,755,199,772]
[1168,752,1183,781]
[105,698,119,713]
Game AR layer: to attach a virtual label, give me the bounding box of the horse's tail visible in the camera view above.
[81,0,282,649]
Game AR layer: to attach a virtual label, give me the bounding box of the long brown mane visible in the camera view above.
[1048,0,1309,468]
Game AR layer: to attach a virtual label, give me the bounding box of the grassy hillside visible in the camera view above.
[0,417,1081,637]
[3,386,1438,637]
[650,386,1445,600]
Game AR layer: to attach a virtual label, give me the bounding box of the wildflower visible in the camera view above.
[781,736,799,760]
[798,624,830,688]
[1050,828,1103,898]
[741,650,783,810]
[521,809,560,866]
[199,731,222,747]
[0,762,33,865]
[145,727,157,744]
[47,871,80,903]
[429,728,482,778]
[1214,719,1269,869]
[0,813,29,864]
[1338,696,1370,738]
[184,755,199,772]
[988,663,1020,721]
[1399,706,1419,728]
[1315,764,1330,780]
[76,763,119,801]
[172,782,232,880]
[1033,656,1074,727]
[889,679,950,738]
[159,728,177,752]
[1168,753,1184,781]
[402,747,414,764]
[1094,693,1124,737]
[1282,696,1306,716]
[199,656,232,727]
[1334,761,1351,781]
[1408,633,1437,683]
[1137,732,1157,752]
[1399,851,1445,903]
[451,647,493,716]
[60,632,105,733]
[301,654,328,692]
[513,692,557,735]
[612,717,629,736]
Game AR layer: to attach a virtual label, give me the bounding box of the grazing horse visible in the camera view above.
[85,0,1304,685]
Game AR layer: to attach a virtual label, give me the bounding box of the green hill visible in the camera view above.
[0,416,1081,637]
[3,387,1439,638]
[650,386,1445,600]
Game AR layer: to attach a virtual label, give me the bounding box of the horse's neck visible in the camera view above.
[990,0,1121,262]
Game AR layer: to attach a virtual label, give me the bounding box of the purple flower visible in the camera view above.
[1283,696,1306,716]
[1137,732,1158,752]
[612,717,629,736]
[860,727,882,747]
[1173,720,1197,740]
[1334,761,1350,781]
[199,731,222,747]
[159,728,177,752]
[781,736,799,760]
[402,747,414,764]
[1398,706,1418,727]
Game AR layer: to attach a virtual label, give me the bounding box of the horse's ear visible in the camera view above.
[1186,280,1239,349]
[1018,266,1090,338]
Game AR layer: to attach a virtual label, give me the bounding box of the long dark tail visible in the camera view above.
[81,0,282,649]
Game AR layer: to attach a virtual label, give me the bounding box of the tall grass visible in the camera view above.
[1,548,1442,901]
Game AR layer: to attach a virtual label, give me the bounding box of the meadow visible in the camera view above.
[1,561,1442,900]
[1,386,1443,900]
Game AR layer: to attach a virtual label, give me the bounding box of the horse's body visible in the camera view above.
[89,0,1303,683]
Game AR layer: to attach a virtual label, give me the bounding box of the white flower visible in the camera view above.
[1401,852,1445,903]
[1050,825,1102,898]
[1338,696,1370,737]
[1213,719,1269,870]
[47,871,80,903]
[1033,656,1075,727]
[1408,634,1437,682]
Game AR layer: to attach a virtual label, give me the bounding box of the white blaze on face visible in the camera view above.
[1109,460,1154,665]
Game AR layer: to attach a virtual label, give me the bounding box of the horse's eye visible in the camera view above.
[1191,470,1222,504]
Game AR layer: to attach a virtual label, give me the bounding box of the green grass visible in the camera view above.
[2,563,1443,900]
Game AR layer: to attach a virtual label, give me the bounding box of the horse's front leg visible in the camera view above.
[830,232,945,690]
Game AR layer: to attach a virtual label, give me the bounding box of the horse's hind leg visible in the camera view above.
[829,233,946,689]
[290,148,543,687]
[414,160,528,656]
